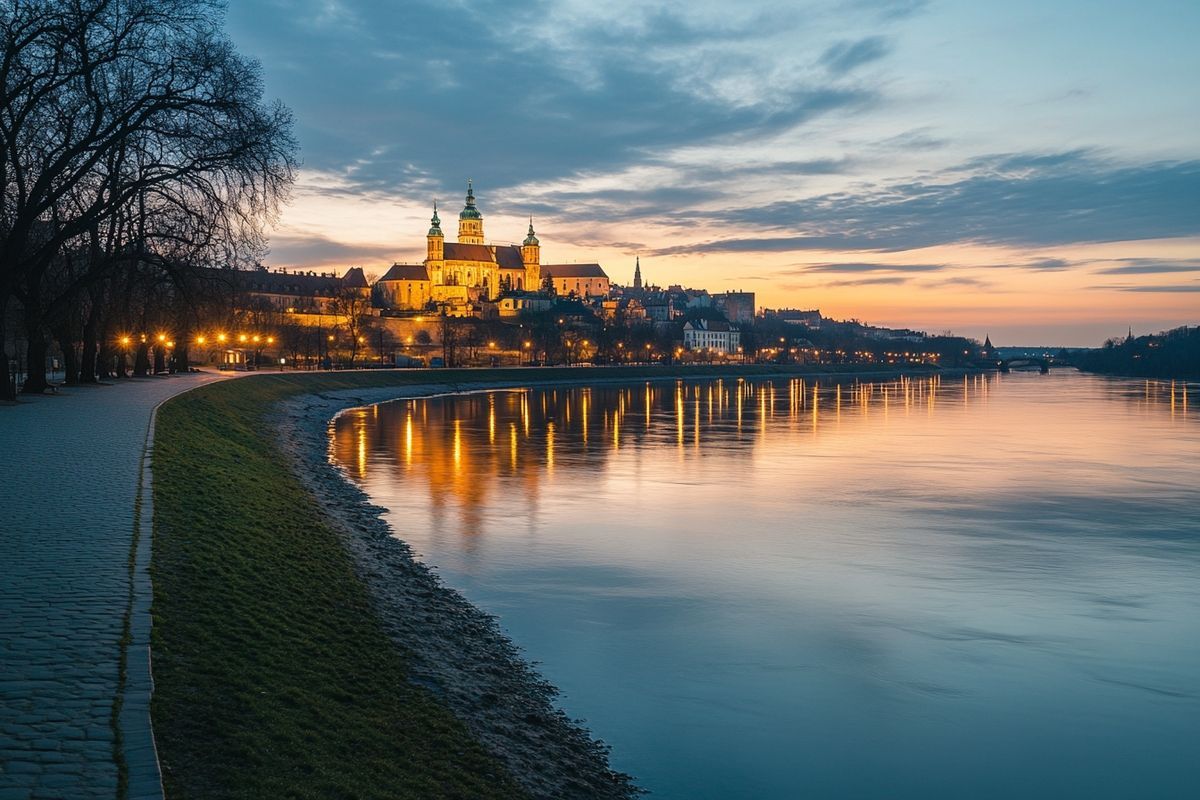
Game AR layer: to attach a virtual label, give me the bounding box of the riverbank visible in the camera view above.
[150,364,960,798]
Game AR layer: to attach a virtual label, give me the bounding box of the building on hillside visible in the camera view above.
[683,319,741,355]
[599,297,648,323]
[482,292,556,319]
[714,291,755,324]
[543,263,610,298]
[373,263,431,311]
[374,180,610,314]
[764,308,822,328]
[237,266,369,314]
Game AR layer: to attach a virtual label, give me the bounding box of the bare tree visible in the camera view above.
[1,0,296,396]
[331,287,371,367]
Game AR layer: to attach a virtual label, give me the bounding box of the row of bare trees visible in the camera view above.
[1,0,296,398]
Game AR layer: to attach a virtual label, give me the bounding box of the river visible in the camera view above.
[330,371,1199,799]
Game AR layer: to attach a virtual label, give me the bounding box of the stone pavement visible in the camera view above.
[1,372,228,799]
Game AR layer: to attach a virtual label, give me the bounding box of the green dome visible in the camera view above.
[459,180,483,220]
[523,219,539,246]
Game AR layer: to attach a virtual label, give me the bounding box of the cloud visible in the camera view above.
[788,262,946,273]
[922,276,993,288]
[846,0,930,21]
[1092,258,1200,275]
[1023,258,1075,272]
[1091,284,1200,293]
[824,276,910,286]
[226,0,881,199]
[267,232,395,265]
[658,152,1200,254]
[820,36,891,75]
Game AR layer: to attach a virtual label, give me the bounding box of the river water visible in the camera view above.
[330,371,1199,799]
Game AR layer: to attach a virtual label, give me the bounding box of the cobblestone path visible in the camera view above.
[1,373,227,799]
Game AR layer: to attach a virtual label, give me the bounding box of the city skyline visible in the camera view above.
[226,0,1199,346]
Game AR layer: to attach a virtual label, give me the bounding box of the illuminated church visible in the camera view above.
[375,181,610,312]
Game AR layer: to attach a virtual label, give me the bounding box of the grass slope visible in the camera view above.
[151,371,532,799]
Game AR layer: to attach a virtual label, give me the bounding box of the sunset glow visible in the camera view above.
[226,0,1198,345]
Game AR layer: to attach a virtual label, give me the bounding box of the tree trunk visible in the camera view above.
[134,342,151,376]
[20,302,49,393]
[79,299,100,383]
[96,340,112,381]
[22,335,49,393]
[55,328,80,386]
[79,331,98,383]
[0,300,13,401]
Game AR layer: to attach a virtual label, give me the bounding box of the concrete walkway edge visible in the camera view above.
[118,406,165,800]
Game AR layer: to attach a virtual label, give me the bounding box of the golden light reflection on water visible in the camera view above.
[331,374,1197,537]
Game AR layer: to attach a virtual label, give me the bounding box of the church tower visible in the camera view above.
[426,202,445,285]
[458,180,484,244]
[633,256,643,291]
[522,218,540,290]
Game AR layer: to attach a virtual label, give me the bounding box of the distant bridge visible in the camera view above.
[997,357,1050,374]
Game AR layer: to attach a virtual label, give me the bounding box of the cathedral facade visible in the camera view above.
[374,181,609,313]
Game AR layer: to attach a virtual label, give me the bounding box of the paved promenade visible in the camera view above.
[1,373,227,799]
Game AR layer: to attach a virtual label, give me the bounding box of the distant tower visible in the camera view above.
[522,218,540,291]
[458,179,484,244]
[633,256,643,291]
[982,334,994,359]
[426,202,444,284]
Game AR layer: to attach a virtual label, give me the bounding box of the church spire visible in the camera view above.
[633,256,643,290]
[523,217,539,246]
[427,200,443,237]
[458,178,484,243]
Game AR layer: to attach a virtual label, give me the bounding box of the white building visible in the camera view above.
[683,319,741,355]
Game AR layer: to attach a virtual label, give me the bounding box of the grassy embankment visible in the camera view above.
[150,364,936,798]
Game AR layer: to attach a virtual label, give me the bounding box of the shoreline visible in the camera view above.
[269,365,978,797]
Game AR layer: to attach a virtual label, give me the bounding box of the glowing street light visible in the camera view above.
[196,335,206,345]
[217,333,227,343]
[266,336,274,344]
[239,334,247,343]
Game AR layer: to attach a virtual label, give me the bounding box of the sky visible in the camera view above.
[224,0,1200,346]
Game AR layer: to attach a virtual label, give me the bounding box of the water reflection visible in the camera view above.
[333,375,1005,522]
[331,372,1200,800]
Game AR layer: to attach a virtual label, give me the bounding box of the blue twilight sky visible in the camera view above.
[224,0,1200,345]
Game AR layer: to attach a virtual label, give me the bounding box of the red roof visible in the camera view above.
[342,267,369,288]
[379,263,430,281]
[542,263,608,279]
[442,243,527,269]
